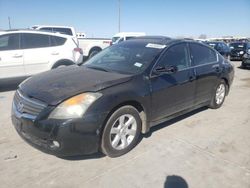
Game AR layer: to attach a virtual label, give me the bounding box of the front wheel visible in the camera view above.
[101,106,142,157]
[209,80,227,109]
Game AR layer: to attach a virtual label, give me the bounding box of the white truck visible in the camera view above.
[78,38,112,60]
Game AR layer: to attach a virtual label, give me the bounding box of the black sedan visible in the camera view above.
[229,42,250,61]
[242,49,250,68]
[11,37,234,157]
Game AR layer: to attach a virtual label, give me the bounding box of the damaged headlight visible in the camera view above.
[49,93,102,119]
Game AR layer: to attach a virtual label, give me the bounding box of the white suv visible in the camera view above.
[0,30,83,79]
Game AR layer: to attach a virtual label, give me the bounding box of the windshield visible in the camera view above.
[229,43,246,50]
[84,41,165,74]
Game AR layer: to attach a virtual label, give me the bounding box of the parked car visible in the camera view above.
[242,49,250,68]
[112,32,146,44]
[11,37,234,157]
[32,25,78,43]
[0,30,83,79]
[205,41,231,59]
[229,42,250,61]
[78,38,112,60]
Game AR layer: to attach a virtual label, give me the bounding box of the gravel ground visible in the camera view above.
[0,61,249,188]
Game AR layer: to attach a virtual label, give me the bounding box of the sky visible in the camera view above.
[0,0,250,38]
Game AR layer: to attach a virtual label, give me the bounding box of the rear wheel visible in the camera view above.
[89,49,101,59]
[209,80,227,109]
[101,106,142,157]
[52,61,74,69]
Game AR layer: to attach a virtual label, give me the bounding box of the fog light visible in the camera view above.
[49,140,60,149]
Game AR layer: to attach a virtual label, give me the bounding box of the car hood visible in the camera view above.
[19,66,132,105]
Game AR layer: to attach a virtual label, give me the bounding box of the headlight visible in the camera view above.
[49,93,102,119]
[239,51,244,55]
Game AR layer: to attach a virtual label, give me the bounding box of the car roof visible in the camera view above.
[131,36,173,45]
[32,25,74,29]
[130,36,198,46]
[206,41,225,44]
[0,29,70,38]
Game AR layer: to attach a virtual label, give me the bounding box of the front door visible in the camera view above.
[150,43,195,122]
[0,33,25,79]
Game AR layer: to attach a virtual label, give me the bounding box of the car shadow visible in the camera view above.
[143,106,208,138]
[237,66,250,70]
[58,152,105,161]
[164,175,188,188]
[0,77,28,92]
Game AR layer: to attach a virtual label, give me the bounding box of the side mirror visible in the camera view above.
[154,65,178,75]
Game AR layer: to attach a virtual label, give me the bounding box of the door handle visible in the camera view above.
[189,76,195,82]
[51,52,59,55]
[12,54,23,58]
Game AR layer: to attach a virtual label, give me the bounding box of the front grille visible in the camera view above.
[13,90,47,117]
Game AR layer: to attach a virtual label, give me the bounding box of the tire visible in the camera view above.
[89,49,101,59]
[52,61,74,69]
[101,105,142,157]
[241,62,246,68]
[209,80,227,109]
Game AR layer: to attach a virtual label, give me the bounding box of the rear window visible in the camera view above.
[51,36,67,46]
[0,34,20,51]
[52,28,73,36]
[39,27,53,32]
[190,43,217,65]
[38,27,73,36]
[21,33,50,49]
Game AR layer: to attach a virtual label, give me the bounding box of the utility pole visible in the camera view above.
[8,17,11,29]
[118,0,121,32]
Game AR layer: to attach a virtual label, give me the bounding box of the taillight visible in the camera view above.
[103,41,112,46]
[74,47,83,54]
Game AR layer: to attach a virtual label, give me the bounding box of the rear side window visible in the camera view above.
[190,43,217,66]
[21,33,50,49]
[51,36,67,46]
[0,34,20,51]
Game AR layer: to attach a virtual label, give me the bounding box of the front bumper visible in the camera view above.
[11,103,108,157]
[230,53,244,60]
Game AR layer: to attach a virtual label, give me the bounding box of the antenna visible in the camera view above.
[118,0,121,32]
[8,16,11,29]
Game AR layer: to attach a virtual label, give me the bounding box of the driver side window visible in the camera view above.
[157,43,189,70]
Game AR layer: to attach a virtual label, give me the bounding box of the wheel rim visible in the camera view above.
[110,114,137,150]
[215,84,226,105]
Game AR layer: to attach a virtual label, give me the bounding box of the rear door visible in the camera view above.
[189,43,221,105]
[0,33,25,79]
[150,43,195,121]
[21,33,56,76]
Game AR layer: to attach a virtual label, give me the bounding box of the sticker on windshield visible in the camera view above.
[146,43,166,49]
[134,62,143,67]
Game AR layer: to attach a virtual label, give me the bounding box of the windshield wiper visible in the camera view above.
[86,66,109,72]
